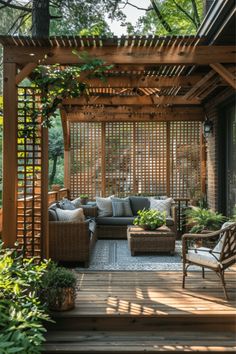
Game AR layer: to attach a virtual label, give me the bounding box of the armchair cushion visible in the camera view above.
[57,198,76,210]
[186,247,220,268]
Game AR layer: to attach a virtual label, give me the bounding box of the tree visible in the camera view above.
[48,120,64,186]
[134,0,204,36]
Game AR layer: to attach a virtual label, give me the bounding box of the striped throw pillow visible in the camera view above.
[111,197,133,217]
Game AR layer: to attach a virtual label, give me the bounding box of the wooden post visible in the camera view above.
[41,126,49,259]
[166,122,171,196]
[200,130,207,194]
[64,150,70,189]
[101,122,106,196]
[2,62,18,247]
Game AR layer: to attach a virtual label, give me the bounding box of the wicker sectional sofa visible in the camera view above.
[48,196,177,266]
[84,196,177,239]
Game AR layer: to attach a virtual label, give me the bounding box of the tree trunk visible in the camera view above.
[49,156,58,186]
[32,0,50,37]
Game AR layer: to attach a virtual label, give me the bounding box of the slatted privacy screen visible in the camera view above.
[70,122,102,199]
[69,121,202,199]
[17,87,43,259]
[170,121,202,198]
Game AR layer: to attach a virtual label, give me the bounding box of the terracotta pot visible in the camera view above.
[51,184,61,192]
[49,287,75,311]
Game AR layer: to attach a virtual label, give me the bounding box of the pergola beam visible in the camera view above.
[4,46,236,65]
[63,96,201,106]
[66,112,204,122]
[81,75,210,88]
[210,63,236,90]
[15,63,38,85]
[65,106,204,115]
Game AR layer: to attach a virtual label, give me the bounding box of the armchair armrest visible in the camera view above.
[182,230,222,258]
[81,205,98,217]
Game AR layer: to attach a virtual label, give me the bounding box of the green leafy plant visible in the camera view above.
[133,209,166,231]
[0,241,51,354]
[186,207,226,233]
[41,264,76,311]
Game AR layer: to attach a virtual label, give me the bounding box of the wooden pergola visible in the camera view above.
[0,34,235,258]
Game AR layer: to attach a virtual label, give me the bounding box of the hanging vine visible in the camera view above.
[26,51,113,129]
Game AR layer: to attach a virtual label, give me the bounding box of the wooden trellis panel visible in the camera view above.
[68,121,202,200]
[170,121,202,198]
[135,122,167,196]
[105,122,133,196]
[69,122,102,199]
[17,87,43,258]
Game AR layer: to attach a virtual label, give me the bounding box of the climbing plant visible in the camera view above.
[29,51,113,128]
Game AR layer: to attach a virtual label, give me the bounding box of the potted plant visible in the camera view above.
[51,184,61,191]
[41,264,76,311]
[133,209,166,231]
[80,194,89,205]
[185,207,226,234]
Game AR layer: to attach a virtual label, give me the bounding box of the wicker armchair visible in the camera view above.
[49,219,97,267]
[182,222,236,299]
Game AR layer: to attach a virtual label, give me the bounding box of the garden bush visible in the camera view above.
[0,241,51,354]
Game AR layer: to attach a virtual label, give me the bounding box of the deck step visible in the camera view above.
[47,312,236,332]
[43,330,236,353]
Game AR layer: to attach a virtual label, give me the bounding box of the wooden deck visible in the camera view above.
[44,270,236,353]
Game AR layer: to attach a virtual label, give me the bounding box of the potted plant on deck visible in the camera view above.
[185,207,226,234]
[133,209,166,231]
[41,264,77,311]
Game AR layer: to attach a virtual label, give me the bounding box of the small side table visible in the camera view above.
[127,225,176,256]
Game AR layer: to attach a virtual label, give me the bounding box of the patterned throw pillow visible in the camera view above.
[96,196,114,217]
[71,197,81,208]
[111,197,133,217]
[149,197,173,217]
[55,208,85,222]
[57,198,76,210]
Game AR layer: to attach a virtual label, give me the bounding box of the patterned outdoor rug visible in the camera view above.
[77,240,184,271]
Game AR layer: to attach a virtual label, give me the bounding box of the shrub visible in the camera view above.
[185,207,226,233]
[0,241,51,354]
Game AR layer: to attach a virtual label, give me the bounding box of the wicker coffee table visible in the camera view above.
[127,225,176,256]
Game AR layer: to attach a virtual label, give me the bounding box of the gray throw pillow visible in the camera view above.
[57,198,76,210]
[129,196,150,215]
[96,196,113,217]
[111,197,133,217]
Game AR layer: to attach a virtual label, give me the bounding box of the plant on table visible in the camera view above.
[133,209,166,231]
[80,194,89,205]
[0,241,51,354]
[185,207,226,234]
[41,263,77,311]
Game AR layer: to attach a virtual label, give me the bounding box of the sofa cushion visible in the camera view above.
[149,197,173,217]
[55,207,85,222]
[129,196,150,215]
[96,216,135,226]
[96,196,113,217]
[57,198,76,210]
[111,197,133,217]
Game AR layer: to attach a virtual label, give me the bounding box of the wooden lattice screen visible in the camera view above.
[69,121,202,199]
[17,87,44,258]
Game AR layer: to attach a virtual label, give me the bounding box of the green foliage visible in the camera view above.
[41,263,76,309]
[135,0,204,36]
[186,207,226,233]
[0,243,51,354]
[30,52,113,128]
[134,209,166,230]
[80,194,88,199]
